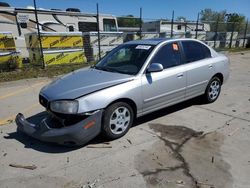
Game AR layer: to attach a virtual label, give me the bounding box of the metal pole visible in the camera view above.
[229,21,235,48]
[96,3,101,60]
[33,0,45,68]
[214,16,219,48]
[139,7,142,39]
[243,19,248,48]
[14,13,21,36]
[195,12,200,39]
[170,10,174,38]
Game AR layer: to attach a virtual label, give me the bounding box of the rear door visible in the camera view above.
[181,40,215,99]
[141,42,186,114]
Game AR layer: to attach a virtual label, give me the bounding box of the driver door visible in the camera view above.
[141,42,186,114]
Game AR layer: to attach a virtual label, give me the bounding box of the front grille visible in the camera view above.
[39,94,49,108]
[47,113,89,128]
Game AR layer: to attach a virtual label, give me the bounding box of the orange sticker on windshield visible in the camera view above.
[172,43,179,51]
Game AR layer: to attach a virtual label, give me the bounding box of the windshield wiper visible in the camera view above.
[93,66,119,73]
[92,66,134,75]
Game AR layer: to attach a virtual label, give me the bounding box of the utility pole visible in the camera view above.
[243,19,248,48]
[229,21,235,48]
[33,0,45,68]
[195,12,200,39]
[96,3,101,60]
[139,7,142,39]
[214,16,219,48]
[170,10,174,38]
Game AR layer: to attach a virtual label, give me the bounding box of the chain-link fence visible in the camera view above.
[91,16,249,63]
[91,6,250,62]
[0,4,249,71]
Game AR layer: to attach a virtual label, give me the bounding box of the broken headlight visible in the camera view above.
[50,100,79,114]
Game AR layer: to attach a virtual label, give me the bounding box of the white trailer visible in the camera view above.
[0,5,119,58]
[142,20,210,33]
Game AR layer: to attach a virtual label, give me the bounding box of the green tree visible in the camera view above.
[200,9,246,32]
[117,15,142,27]
[226,13,246,32]
[200,9,227,22]
[200,9,227,31]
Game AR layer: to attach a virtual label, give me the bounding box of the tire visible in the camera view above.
[203,77,222,103]
[102,102,134,139]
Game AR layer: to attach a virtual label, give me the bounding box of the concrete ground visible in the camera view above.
[0,52,250,188]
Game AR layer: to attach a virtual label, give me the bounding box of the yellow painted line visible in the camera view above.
[0,82,46,100]
[0,103,40,126]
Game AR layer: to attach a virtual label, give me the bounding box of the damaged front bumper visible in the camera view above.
[15,110,103,146]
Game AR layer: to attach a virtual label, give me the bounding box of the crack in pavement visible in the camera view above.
[196,106,250,123]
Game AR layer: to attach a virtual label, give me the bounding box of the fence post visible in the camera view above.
[170,10,174,38]
[214,16,219,48]
[33,0,45,68]
[229,21,235,48]
[195,12,200,39]
[139,7,142,39]
[96,3,101,60]
[243,19,248,48]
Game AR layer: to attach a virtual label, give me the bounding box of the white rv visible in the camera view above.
[0,3,118,58]
[142,20,210,33]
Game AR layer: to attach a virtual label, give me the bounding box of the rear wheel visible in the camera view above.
[203,77,221,103]
[102,102,134,139]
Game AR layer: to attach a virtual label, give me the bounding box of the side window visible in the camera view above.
[151,42,181,69]
[103,19,117,31]
[78,22,97,32]
[182,41,211,63]
[68,25,74,32]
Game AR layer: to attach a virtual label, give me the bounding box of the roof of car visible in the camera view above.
[125,38,169,45]
[125,38,201,46]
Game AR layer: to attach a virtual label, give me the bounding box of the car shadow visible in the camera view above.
[5,96,204,153]
[4,132,79,153]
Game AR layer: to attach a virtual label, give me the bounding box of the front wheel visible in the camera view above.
[102,102,134,139]
[203,77,222,103]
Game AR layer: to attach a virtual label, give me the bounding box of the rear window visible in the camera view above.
[182,41,211,63]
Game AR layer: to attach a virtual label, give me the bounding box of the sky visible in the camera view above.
[3,0,250,21]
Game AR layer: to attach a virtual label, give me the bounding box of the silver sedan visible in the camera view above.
[16,38,229,146]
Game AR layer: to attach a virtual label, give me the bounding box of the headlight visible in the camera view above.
[50,100,79,114]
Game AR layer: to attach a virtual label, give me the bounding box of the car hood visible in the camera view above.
[40,68,134,101]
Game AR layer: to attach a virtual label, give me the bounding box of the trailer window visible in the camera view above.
[20,23,27,28]
[68,25,74,32]
[103,19,117,31]
[78,22,97,32]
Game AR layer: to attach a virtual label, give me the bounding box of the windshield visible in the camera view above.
[94,44,155,75]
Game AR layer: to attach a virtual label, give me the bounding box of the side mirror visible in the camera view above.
[147,63,163,73]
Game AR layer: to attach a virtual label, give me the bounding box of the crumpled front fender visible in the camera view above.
[15,110,103,146]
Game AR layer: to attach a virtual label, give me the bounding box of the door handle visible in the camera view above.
[209,64,213,69]
[177,73,184,78]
